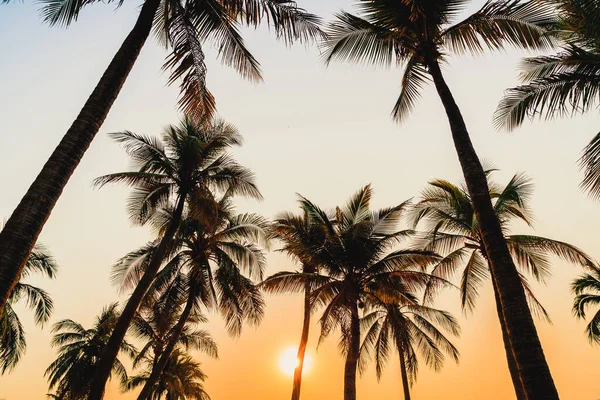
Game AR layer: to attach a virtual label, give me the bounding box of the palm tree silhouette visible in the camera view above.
[90,117,261,397]
[321,2,558,397]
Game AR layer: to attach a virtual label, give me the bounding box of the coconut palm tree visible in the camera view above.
[114,192,268,399]
[321,2,559,397]
[129,292,218,378]
[125,348,211,400]
[411,171,596,399]
[495,0,600,197]
[46,303,137,400]
[263,186,442,400]
[359,297,460,400]
[0,0,322,325]
[0,244,57,374]
[89,117,261,398]
[572,268,600,344]
[266,208,325,400]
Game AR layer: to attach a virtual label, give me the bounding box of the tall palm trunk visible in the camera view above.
[291,284,312,400]
[137,283,197,400]
[88,193,187,400]
[0,0,162,315]
[426,58,558,399]
[491,270,527,400]
[396,338,411,400]
[343,302,360,400]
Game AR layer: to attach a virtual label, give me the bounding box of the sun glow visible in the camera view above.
[279,347,312,376]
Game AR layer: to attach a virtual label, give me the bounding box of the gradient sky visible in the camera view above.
[2,1,600,399]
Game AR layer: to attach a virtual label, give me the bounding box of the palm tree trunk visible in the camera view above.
[291,284,311,400]
[491,271,527,400]
[397,343,411,400]
[343,302,360,400]
[137,283,197,400]
[0,0,162,316]
[88,193,187,400]
[426,58,559,400]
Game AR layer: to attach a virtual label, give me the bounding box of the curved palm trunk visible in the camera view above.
[492,276,527,400]
[0,0,162,316]
[88,194,187,400]
[426,59,558,400]
[343,302,360,400]
[137,284,197,400]
[396,341,411,400]
[291,284,312,400]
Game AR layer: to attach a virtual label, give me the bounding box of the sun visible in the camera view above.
[279,347,312,376]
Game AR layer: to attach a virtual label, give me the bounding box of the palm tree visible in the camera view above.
[267,208,325,400]
[411,171,596,399]
[495,0,600,197]
[321,1,559,397]
[0,0,322,324]
[263,186,442,400]
[572,268,600,344]
[45,303,137,400]
[89,117,261,398]
[0,244,57,374]
[114,192,268,400]
[125,348,211,400]
[359,297,460,400]
[129,293,219,377]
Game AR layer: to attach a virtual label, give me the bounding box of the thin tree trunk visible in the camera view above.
[291,284,311,400]
[0,0,162,315]
[397,342,411,400]
[426,58,559,400]
[137,283,197,400]
[491,270,527,400]
[343,302,360,400]
[88,194,187,400]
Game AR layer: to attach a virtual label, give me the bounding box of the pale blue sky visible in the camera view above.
[2,1,600,399]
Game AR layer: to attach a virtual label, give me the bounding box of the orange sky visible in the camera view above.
[2,0,600,399]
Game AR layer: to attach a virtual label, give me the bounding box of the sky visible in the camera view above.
[1,0,600,399]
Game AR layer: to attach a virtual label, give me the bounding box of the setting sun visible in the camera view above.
[279,347,312,376]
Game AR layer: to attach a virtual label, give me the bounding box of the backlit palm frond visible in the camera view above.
[443,0,556,55]
[164,4,216,121]
[572,270,600,343]
[230,0,324,44]
[392,56,431,122]
[11,283,54,326]
[508,234,597,278]
[460,250,489,313]
[322,11,397,67]
[188,0,262,82]
[23,244,58,279]
[494,71,600,130]
[39,0,112,27]
[520,273,552,323]
[340,185,373,228]
[0,304,26,374]
[579,132,600,198]
[519,47,600,82]
[215,265,264,336]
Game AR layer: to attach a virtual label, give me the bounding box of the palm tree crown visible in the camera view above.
[322,0,556,122]
[45,303,137,399]
[360,296,460,400]
[0,244,57,374]
[40,0,323,119]
[495,0,600,197]
[129,295,218,372]
[126,348,211,400]
[572,268,600,344]
[411,171,596,312]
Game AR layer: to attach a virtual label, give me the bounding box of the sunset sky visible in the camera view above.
[2,0,600,399]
